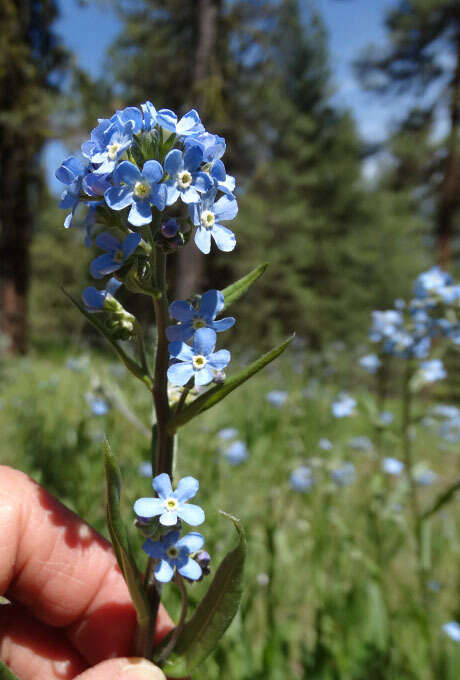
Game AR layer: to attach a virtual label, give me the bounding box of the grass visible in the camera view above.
[1,342,460,679]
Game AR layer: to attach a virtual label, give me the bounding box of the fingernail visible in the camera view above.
[121,659,166,680]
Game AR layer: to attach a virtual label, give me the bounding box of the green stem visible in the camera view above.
[143,557,163,661]
[156,573,188,666]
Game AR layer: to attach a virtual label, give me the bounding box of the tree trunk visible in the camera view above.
[0,137,33,354]
[175,0,221,299]
[437,32,460,269]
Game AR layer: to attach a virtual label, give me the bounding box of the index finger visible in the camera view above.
[0,466,172,663]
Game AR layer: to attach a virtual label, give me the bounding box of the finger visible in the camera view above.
[0,466,173,664]
[0,602,87,680]
[74,658,165,679]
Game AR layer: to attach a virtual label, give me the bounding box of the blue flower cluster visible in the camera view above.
[134,473,206,583]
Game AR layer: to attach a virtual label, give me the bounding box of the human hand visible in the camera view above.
[0,465,172,680]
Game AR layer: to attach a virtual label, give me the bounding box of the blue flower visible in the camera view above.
[166,289,235,342]
[332,393,356,418]
[90,232,141,280]
[359,354,381,374]
[415,468,437,486]
[221,441,248,465]
[157,108,205,138]
[382,457,404,476]
[141,101,157,130]
[168,328,230,387]
[55,156,88,228]
[82,277,123,312]
[138,461,153,478]
[82,118,133,175]
[190,189,237,254]
[348,436,373,452]
[218,427,238,441]
[290,466,314,493]
[164,147,213,206]
[420,359,446,382]
[113,106,143,134]
[414,267,453,299]
[134,473,205,527]
[318,438,333,451]
[330,462,355,486]
[379,410,394,425]
[142,530,205,583]
[443,621,460,642]
[105,160,166,226]
[266,390,287,407]
[185,132,235,196]
[85,393,110,416]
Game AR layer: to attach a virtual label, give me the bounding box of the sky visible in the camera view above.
[46,0,422,188]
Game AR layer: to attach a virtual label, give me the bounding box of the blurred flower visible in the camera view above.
[266,390,287,407]
[443,621,460,642]
[85,393,109,416]
[166,289,235,342]
[433,404,460,419]
[330,462,355,486]
[332,393,356,418]
[290,465,314,493]
[359,354,381,373]
[382,457,404,476]
[348,436,373,452]
[138,461,153,478]
[221,441,248,465]
[142,530,204,583]
[257,573,269,586]
[414,267,452,299]
[318,437,333,451]
[420,359,446,383]
[415,468,437,486]
[379,411,394,425]
[218,427,238,441]
[66,356,89,372]
[168,328,230,387]
[428,580,442,592]
[134,473,205,527]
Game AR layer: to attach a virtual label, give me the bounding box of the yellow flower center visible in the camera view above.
[107,142,121,160]
[166,546,179,559]
[178,170,192,189]
[201,210,215,229]
[165,497,178,511]
[192,318,207,330]
[192,354,207,369]
[133,180,151,198]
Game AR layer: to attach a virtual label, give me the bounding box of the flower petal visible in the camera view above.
[212,223,236,252]
[157,109,177,132]
[193,171,213,193]
[177,531,205,553]
[166,324,193,342]
[183,145,203,171]
[211,159,226,182]
[105,185,133,211]
[181,187,200,204]
[122,232,141,256]
[95,232,120,253]
[142,160,163,184]
[173,476,199,502]
[152,184,167,211]
[114,161,141,187]
[164,149,183,176]
[211,317,235,332]
[177,503,205,526]
[159,510,178,526]
[199,290,224,319]
[178,558,202,581]
[128,198,152,226]
[90,253,118,279]
[193,327,216,356]
[169,341,194,361]
[194,365,214,386]
[214,195,238,221]
[165,183,180,206]
[152,473,172,499]
[167,362,194,386]
[169,300,195,322]
[194,227,211,254]
[134,497,164,520]
[154,559,175,583]
[208,349,231,370]
[142,538,166,560]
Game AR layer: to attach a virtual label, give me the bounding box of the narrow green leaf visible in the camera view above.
[0,661,21,680]
[0,596,11,605]
[221,263,268,309]
[168,335,294,432]
[103,439,150,632]
[421,478,460,521]
[62,289,152,390]
[160,512,246,676]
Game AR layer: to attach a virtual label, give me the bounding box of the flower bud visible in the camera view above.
[196,550,211,576]
[213,370,226,384]
[161,218,180,239]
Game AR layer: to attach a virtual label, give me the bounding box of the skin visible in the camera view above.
[0,466,173,679]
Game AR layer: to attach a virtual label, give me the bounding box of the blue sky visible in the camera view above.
[46,0,420,188]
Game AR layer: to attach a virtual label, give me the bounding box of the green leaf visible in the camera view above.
[62,289,152,390]
[103,439,150,633]
[0,596,11,605]
[421,478,460,521]
[221,263,268,309]
[0,661,21,680]
[168,334,294,432]
[160,512,246,676]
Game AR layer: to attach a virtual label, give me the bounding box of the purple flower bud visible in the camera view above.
[196,550,211,576]
[161,218,179,239]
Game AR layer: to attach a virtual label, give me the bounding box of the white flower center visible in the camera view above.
[201,210,215,229]
[107,142,121,160]
[134,180,151,198]
[165,497,178,511]
[113,249,124,263]
[178,170,192,189]
[192,317,207,330]
[192,354,207,370]
[166,546,179,559]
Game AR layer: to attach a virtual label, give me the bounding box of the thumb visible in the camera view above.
[74,657,166,680]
